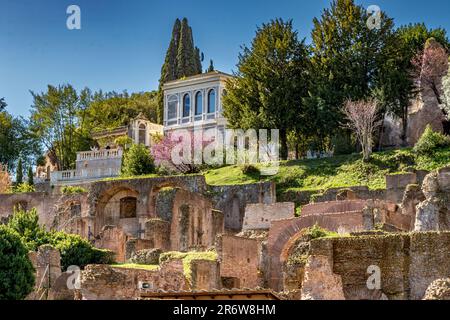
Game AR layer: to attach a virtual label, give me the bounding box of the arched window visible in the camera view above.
[195,91,203,115]
[139,123,146,145]
[167,95,178,120]
[207,89,216,113]
[183,94,191,117]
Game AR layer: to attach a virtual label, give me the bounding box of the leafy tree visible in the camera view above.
[16,159,23,184]
[308,0,396,148]
[0,225,35,300]
[157,18,203,123]
[0,100,40,170]
[121,144,155,177]
[83,91,158,132]
[29,85,93,170]
[222,19,309,159]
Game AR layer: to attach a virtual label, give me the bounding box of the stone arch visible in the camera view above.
[95,186,140,237]
[268,216,319,291]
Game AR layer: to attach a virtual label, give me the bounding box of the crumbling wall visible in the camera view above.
[190,259,221,291]
[209,182,276,232]
[168,188,224,252]
[80,260,189,300]
[243,202,294,230]
[301,232,450,300]
[0,192,89,232]
[216,235,263,289]
[94,226,128,263]
[27,245,62,300]
[144,218,170,251]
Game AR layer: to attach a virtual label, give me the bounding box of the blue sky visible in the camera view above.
[1,0,450,117]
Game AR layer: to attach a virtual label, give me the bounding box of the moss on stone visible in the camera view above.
[159,250,218,284]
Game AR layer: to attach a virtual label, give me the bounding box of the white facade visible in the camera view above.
[163,71,233,133]
[50,148,123,185]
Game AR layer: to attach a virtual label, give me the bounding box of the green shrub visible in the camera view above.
[0,225,35,300]
[7,208,49,251]
[121,144,155,177]
[414,125,450,155]
[48,231,115,270]
[13,183,35,193]
[61,186,87,195]
[307,224,339,239]
[7,208,115,270]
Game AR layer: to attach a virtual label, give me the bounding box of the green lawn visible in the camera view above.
[203,147,450,193]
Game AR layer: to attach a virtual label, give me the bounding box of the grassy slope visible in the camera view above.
[204,147,450,193]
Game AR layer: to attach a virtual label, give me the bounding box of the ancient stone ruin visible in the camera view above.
[2,167,450,300]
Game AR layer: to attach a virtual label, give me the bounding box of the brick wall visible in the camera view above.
[306,232,450,300]
[209,182,276,231]
[301,200,367,217]
[216,235,263,289]
[243,202,295,230]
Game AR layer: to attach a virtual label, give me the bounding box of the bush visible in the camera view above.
[61,186,87,195]
[48,232,115,270]
[13,183,35,193]
[414,125,450,155]
[121,144,155,177]
[0,225,35,300]
[7,208,115,270]
[7,208,49,251]
[307,223,339,239]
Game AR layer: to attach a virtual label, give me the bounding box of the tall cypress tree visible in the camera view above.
[16,159,23,185]
[157,18,202,123]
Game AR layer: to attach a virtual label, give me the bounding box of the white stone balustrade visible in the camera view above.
[51,167,121,183]
[76,149,122,161]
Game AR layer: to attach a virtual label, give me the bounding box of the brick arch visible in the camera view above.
[267,215,325,291]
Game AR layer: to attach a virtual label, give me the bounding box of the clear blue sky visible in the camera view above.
[1,0,450,117]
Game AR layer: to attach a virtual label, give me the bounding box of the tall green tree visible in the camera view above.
[307,0,396,148]
[157,18,203,123]
[83,90,158,132]
[29,85,92,170]
[222,19,310,159]
[27,167,34,186]
[0,99,40,170]
[16,159,23,184]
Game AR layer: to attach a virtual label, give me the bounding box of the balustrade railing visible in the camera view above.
[76,148,122,161]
